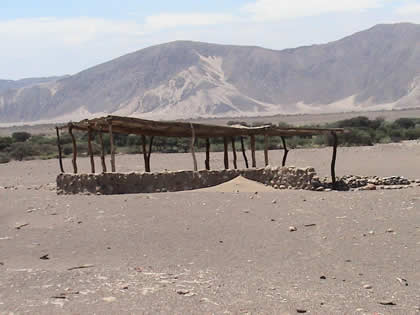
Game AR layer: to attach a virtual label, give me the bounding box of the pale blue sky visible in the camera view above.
[1,0,419,79]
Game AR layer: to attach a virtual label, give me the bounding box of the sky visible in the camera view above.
[1,0,419,79]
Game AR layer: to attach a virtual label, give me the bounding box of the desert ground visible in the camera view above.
[1,142,420,314]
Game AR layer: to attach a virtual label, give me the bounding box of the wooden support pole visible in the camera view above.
[231,137,237,169]
[250,135,256,168]
[142,135,150,172]
[147,136,154,172]
[87,127,95,173]
[108,121,116,172]
[264,134,269,166]
[281,136,289,167]
[68,124,77,174]
[190,124,198,171]
[223,137,229,169]
[240,136,249,168]
[141,135,148,172]
[205,138,210,170]
[55,127,64,173]
[331,132,338,189]
[99,131,107,173]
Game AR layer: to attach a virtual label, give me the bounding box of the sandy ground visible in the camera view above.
[1,142,420,314]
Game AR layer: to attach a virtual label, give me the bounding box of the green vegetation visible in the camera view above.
[1,116,420,164]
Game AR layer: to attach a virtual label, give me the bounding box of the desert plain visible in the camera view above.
[1,142,420,314]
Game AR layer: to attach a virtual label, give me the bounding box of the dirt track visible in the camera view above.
[1,142,420,314]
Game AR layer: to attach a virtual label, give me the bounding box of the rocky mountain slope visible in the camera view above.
[0,23,419,123]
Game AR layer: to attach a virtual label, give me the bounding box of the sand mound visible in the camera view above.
[200,175,276,193]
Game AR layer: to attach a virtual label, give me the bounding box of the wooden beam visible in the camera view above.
[190,123,198,171]
[205,138,210,170]
[223,137,229,169]
[87,127,95,173]
[250,135,256,168]
[99,131,107,173]
[281,136,289,167]
[108,121,116,172]
[240,137,249,168]
[331,132,338,189]
[68,124,77,174]
[264,134,269,166]
[55,127,64,173]
[231,137,237,169]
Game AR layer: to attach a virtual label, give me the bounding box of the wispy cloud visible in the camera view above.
[396,2,420,16]
[0,17,144,45]
[144,13,236,31]
[241,0,387,21]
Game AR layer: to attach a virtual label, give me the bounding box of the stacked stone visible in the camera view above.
[259,166,317,190]
[339,175,411,188]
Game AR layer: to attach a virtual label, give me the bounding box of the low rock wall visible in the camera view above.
[56,166,318,195]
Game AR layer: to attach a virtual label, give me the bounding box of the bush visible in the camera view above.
[0,136,12,150]
[11,131,31,142]
[0,152,10,163]
[394,118,417,129]
[9,142,35,161]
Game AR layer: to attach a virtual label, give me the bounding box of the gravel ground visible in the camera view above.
[1,142,420,314]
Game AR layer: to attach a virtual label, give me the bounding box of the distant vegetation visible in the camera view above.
[1,116,420,164]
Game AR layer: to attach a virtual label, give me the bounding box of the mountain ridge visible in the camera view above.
[0,23,419,123]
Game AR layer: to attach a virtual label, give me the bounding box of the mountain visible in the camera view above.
[0,23,419,124]
[0,76,68,94]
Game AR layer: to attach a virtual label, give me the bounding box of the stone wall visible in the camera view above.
[56,166,318,195]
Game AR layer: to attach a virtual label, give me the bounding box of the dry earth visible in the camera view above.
[1,142,420,314]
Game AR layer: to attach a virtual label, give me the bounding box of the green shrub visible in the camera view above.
[0,152,10,163]
[11,131,31,142]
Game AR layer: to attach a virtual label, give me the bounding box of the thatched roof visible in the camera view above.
[59,115,344,137]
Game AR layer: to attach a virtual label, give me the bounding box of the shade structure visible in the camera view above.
[58,115,344,138]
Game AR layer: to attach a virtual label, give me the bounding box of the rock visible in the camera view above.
[320,275,326,280]
[386,228,394,233]
[365,184,377,190]
[368,230,375,235]
[102,296,116,302]
[396,277,408,286]
[289,226,297,232]
[272,200,277,204]
[40,254,50,260]
[296,309,307,313]
[363,284,372,289]
[316,187,325,192]
[15,223,29,230]
[176,289,191,295]
[379,300,396,306]
[324,188,332,192]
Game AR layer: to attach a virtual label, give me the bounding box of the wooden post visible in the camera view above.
[108,120,116,172]
[205,138,210,170]
[68,124,77,174]
[281,136,289,167]
[264,134,269,166]
[223,137,229,169]
[87,127,95,173]
[55,127,64,173]
[190,124,198,171]
[99,131,107,173]
[231,137,237,169]
[147,136,154,172]
[331,132,338,189]
[142,135,153,172]
[250,135,256,168]
[240,136,249,168]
